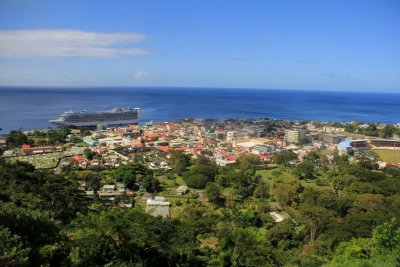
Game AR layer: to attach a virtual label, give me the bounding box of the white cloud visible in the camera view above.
[0,29,150,58]
[133,70,150,80]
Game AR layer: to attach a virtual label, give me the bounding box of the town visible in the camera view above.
[1,118,400,219]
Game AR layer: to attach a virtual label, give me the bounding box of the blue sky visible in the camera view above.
[0,0,399,91]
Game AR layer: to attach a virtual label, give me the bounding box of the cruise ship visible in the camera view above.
[50,107,140,127]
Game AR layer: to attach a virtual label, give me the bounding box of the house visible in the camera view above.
[148,160,171,170]
[270,212,284,223]
[102,184,116,193]
[2,149,18,157]
[145,197,170,218]
[215,154,238,167]
[71,155,86,164]
[176,185,189,195]
[0,139,6,148]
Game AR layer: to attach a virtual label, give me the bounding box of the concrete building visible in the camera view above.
[323,126,345,133]
[284,129,306,144]
[226,131,237,141]
[251,145,276,155]
[318,133,346,145]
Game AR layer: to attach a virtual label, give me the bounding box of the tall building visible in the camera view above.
[226,131,237,141]
[284,129,306,144]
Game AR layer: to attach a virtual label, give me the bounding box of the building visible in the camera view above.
[337,140,369,155]
[284,129,306,144]
[323,126,345,133]
[226,131,237,141]
[0,139,6,148]
[145,197,170,218]
[251,145,276,155]
[176,185,189,195]
[83,138,98,146]
[318,133,346,145]
[21,144,63,155]
[269,212,284,223]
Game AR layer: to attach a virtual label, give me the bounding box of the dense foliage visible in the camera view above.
[1,147,400,266]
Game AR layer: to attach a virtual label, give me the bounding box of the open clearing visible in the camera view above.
[373,149,400,163]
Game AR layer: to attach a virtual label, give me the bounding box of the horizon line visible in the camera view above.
[0,85,399,94]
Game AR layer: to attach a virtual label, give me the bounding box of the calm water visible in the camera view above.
[0,87,399,133]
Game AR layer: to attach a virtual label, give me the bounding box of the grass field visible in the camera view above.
[256,167,295,182]
[373,149,400,163]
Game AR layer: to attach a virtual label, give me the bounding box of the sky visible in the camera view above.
[0,0,399,92]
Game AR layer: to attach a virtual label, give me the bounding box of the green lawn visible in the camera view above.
[256,167,295,182]
[374,149,400,163]
[156,174,186,186]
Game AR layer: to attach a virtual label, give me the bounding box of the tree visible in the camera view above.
[379,125,396,138]
[237,154,261,173]
[6,130,32,148]
[231,170,260,200]
[355,151,379,170]
[355,193,385,212]
[123,175,136,190]
[184,173,209,189]
[68,209,187,266]
[299,204,334,241]
[141,175,161,193]
[87,176,101,194]
[0,203,61,265]
[331,174,355,194]
[272,180,303,206]
[205,182,223,205]
[275,150,298,166]
[170,151,191,175]
[83,148,93,160]
[384,165,400,178]
[0,226,31,266]
[372,223,400,255]
[190,163,218,181]
[294,161,315,179]
[253,182,269,199]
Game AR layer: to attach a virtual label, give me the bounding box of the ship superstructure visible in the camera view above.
[50,107,140,127]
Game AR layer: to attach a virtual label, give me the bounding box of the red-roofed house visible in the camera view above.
[158,146,169,153]
[21,144,31,150]
[72,155,85,164]
[132,142,142,147]
[256,154,270,161]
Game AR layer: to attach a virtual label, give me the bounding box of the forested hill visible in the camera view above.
[1,151,400,266]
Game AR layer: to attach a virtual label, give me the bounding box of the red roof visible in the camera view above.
[22,145,58,151]
[72,155,85,163]
[144,132,157,138]
[174,146,189,151]
[225,155,238,161]
[158,146,169,153]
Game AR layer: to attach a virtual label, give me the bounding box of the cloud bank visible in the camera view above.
[0,29,149,58]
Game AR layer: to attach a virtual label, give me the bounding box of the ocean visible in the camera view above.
[0,87,399,133]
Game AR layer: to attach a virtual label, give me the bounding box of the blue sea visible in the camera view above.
[0,87,399,133]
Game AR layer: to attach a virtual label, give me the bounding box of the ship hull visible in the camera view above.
[50,119,139,127]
